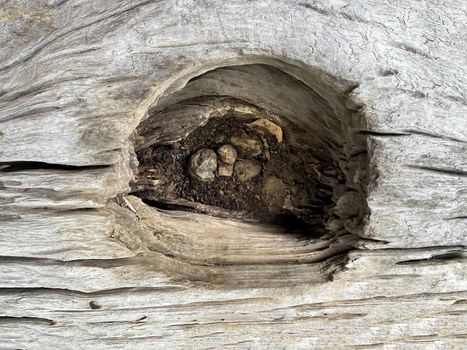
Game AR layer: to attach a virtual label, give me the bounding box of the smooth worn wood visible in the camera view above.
[0,0,466,348]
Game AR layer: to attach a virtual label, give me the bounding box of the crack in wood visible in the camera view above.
[0,316,56,326]
[396,251,466,265]
[443,216,467,220]
[0,286,186,297]
[355,129,411,137]
[391,42,435,59]
[405,164,467,177]
[402,129,467,143]
[0,161,109,172]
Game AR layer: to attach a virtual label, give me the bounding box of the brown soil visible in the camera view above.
[133,115,336,228]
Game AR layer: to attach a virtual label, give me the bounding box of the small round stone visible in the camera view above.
[234,159,262,182]
[218,162,234,177]
[230,131,263,157]
[217,144,237,164]
[188,148,217,182]
[247,118,283,143]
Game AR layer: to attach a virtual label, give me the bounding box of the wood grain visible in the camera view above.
[0,0,465,348]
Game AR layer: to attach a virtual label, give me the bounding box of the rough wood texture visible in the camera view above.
[0,0,466,348]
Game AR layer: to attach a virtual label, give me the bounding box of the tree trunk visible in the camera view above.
[0,0,466,348]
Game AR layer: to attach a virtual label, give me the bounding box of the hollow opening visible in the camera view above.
[127,61,370,286]
[134,110,340,236]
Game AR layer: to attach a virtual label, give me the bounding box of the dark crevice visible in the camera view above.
[1,206,103,218]
[397,88,428,99]
[355,237,390,245]
[0,316,56,326]
[0,286,186,297]
[349,149,368,158]
[340,12,369,24]
[444,216,467,221]
[405,165,467,177]
[402,129,467,143]
[0,255,145,268]
[432,252,465,260]
[343,82,360,95]
[396,251,465,265]
[391,42,434,60]
[381,245,465,252]
[354,129,410,137]
[299,3,383,26]
[298,3,331,16]
[0,161,109,172]
[378,68,399,77]
[54,207,103,214]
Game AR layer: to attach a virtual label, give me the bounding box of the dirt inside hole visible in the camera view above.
[133,115,340,231]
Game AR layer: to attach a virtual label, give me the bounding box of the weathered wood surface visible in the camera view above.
[0,0,466,348]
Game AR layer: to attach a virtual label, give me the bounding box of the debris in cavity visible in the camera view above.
[247,118,283,143]
[213,134,226,143]
[217,144,237,164]
[234,159,262,182]
[188,148,218,182]
[261,177,288,210]
[257,134,271,161]
[229,130,263,157]
[218,162,234,177]
[134,115,338,225]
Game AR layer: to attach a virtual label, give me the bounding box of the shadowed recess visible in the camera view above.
[126,61,370,287]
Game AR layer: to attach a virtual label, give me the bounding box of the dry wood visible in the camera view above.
[0,0,465,348]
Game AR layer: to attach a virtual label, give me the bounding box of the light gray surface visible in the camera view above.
[0,0,466,348]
